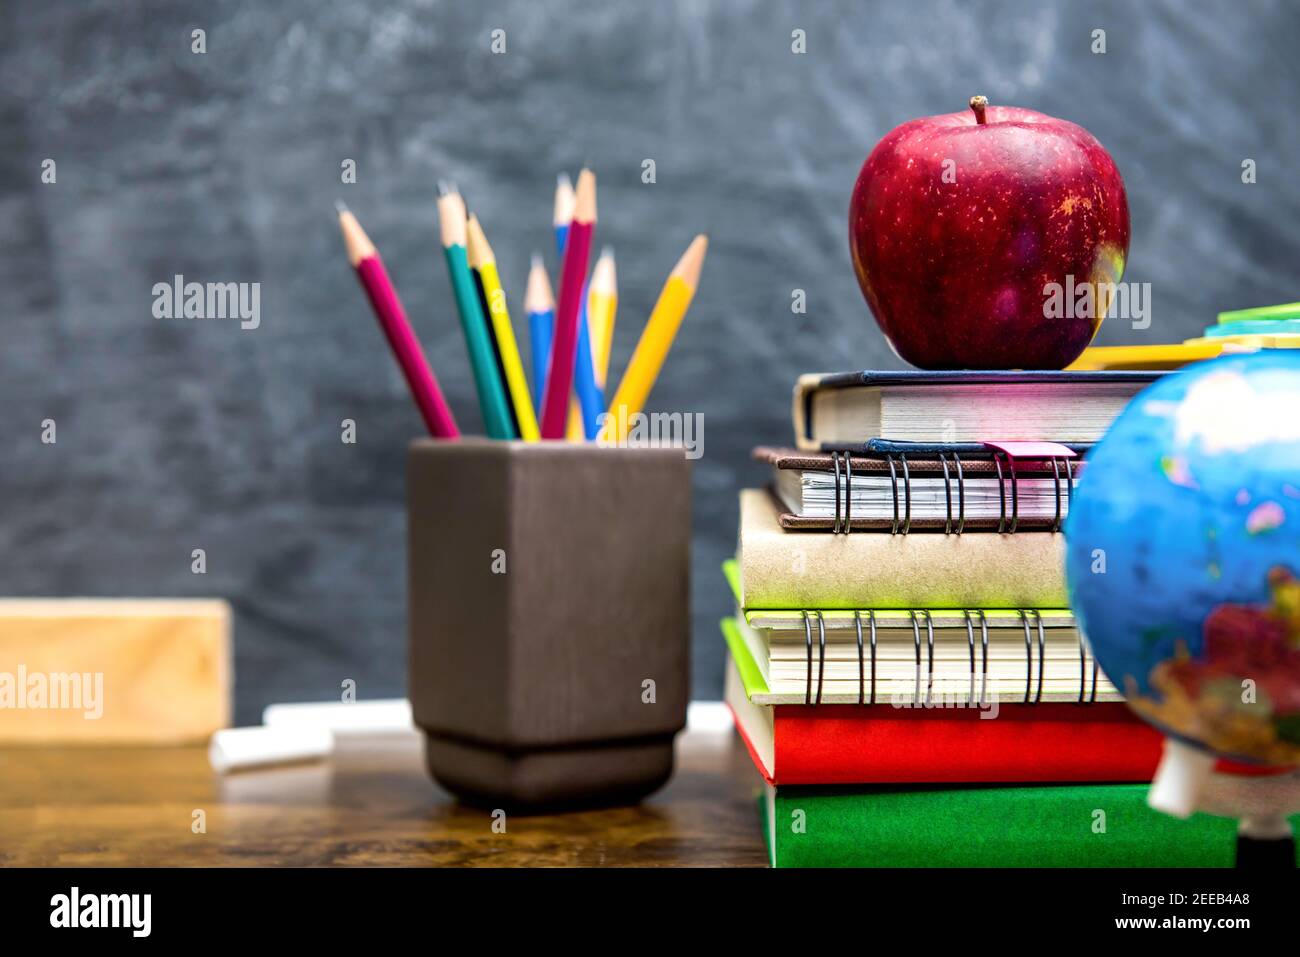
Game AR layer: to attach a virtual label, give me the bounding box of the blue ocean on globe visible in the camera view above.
[1065,351,1300,765]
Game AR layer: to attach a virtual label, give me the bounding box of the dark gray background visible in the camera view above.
[2,0,1296,723]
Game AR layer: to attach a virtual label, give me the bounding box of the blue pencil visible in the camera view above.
[524,255,555,409]
[572,287,604,439]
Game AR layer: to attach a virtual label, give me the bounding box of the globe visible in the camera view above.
[1066,352,1300,766]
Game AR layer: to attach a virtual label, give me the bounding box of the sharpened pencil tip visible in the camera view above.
[437,179,456,197]
[334,199,349,215]
[556,172,571,188]
[531,252,544,269]
[571,168,597,223]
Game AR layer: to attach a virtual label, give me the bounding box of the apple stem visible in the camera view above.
[969,95,988,125]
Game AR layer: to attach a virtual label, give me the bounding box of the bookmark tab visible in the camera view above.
[982,441,1077,462]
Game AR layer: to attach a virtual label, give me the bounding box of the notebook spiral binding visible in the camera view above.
[828,451,1076,536]
[800,610,827,706]
[797,607,1101,707]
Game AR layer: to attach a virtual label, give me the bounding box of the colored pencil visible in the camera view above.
[436,184,516,439]
[469,250,521,438]
[554,189,605,440]
[336,202,460,439]
[572,282,604,440]
[467,214,540,441]
[587,247,618,388]
[560,175,603,439]
[553,174,586,440]
[540,168,597,438]
[553,172,574,259]
[524,254,552,407]
[599,234,708,444]
[524,255,556,409]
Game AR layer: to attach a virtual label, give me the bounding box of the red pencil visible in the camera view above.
[539,168,596,438]
[336,202,460,438]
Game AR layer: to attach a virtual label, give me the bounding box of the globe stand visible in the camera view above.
[1236,815,1296,869]
[1148,739,1215,818]
[1149,738,1299,868]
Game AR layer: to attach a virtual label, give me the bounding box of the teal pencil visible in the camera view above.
[437,184,516,439]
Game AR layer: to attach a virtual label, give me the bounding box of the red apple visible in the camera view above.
[849,96,1130,369]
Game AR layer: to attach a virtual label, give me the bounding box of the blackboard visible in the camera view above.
[1,0,1296,721]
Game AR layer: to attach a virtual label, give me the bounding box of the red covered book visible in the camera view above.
[723,617,1163,785]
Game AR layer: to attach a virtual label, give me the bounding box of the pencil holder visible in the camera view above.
[408,439,691,810]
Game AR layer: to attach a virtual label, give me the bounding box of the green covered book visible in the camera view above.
[758,782,1291,867]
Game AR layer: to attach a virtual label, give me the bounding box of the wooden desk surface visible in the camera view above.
[0,730,769,867]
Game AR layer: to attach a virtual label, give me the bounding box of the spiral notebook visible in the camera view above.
[723,558,1117,705]
[721,617,1160,785]
[736,489,1068,609]
[755,443,1084,533]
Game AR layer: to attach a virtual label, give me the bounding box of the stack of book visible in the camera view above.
[725,370,1248,866]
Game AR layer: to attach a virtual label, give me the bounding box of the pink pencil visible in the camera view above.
[539,169,596,438]
[336,202,460,438]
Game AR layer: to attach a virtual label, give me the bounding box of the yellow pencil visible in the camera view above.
[566,395,585,440]
[466,214,540,441]
[587,247,618,388]
[600,235,708,443]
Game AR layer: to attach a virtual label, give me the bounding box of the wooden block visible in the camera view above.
[0,599,231,744]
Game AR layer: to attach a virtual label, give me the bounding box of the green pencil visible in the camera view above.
[436,183,516,439]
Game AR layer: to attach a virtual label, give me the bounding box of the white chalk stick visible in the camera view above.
[208,725,333,774]
[261,698,414,736]
[1148,737,1217,818]
[687,700,733,735]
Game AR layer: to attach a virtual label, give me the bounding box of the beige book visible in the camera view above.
[0,599,231,743]
[737,488,1067,609]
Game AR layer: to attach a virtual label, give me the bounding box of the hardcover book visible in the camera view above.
[757,781,1268,867]
[793,370,1161,450]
